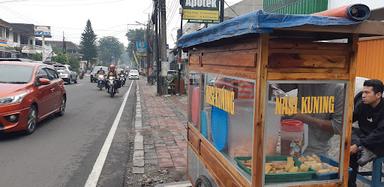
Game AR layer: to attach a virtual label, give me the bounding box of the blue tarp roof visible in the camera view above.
[177,10,359,48]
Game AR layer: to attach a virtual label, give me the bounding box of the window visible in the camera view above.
[263,81,347,185]
[37,68,49,79]
[13,33,18,43]
[5,29,9,39]
[0,27,4,38]
[188,72,255,181]
[45,68,59,80]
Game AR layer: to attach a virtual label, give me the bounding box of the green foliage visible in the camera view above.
[68,55,80,72]
[52,53,68,64]
[98,36,124,65]
[31,53,42,61]
[52,53,80,72]
[80,19,97,68]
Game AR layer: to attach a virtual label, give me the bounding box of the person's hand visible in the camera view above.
[350,144,359,154]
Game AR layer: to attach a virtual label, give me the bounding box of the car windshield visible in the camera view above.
[0,64,34,84]
[130,70,138,74]
[54,66,66,70]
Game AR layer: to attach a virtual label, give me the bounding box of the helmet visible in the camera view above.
[109,64,116,71]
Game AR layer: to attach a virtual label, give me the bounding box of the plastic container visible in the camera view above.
[191,86,200,127]
[211,106,228,151]
[228,99,254,157]
[280,119,304,156]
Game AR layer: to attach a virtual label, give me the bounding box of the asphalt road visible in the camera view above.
[0,77,136,187]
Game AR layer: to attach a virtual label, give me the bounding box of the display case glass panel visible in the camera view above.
[201,73,256,180]
[263,81,348,185]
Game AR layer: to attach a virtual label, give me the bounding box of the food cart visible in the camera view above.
[178,11,384,187]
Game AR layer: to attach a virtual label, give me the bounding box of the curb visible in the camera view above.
[133,82,144,174]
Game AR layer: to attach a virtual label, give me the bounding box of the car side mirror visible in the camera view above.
[38,78,51,85]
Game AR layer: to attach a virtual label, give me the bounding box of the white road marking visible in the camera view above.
[84,81,134,187]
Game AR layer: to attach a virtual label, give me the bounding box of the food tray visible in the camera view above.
[315,155,352,180]
[235,156,316,183]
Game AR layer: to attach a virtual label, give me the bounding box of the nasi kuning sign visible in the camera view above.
[181,0,220,22]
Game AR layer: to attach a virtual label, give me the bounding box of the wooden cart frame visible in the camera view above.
[184,20,384,187]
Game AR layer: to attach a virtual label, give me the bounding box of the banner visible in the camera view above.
[181,0,220,22]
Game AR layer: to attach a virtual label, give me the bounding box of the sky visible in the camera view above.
[0,0,242,48]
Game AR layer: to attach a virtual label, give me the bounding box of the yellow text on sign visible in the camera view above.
[275,96,335,115]
[206,86,235,115]
[183,9,219,21]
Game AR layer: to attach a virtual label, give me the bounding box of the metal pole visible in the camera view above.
[155,0,161,95]
[177,9,183,95]
[220,0,224,22]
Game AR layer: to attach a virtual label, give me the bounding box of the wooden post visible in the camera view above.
[342,34,359,187]
[252,34,269,187]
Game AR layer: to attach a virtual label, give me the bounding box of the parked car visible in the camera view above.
[0,61,66,134]
[90,66,108,83]
[128,69,139,80]
[54,64,78,84]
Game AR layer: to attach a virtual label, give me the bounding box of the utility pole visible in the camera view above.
[220,0,224,22]
[153,0,161,95]
[62,31,67,54]
[159,0,167,95]
[177,7,183,95]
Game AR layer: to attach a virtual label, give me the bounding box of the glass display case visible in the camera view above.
[263,81,348,185]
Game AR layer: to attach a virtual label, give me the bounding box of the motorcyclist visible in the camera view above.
[106,64,119,92]
[96,67,106,75]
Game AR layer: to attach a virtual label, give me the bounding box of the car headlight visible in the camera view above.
[0,92,29,105]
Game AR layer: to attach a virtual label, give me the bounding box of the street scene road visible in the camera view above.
[0,78,136,187]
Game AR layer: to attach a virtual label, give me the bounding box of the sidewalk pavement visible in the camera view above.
[126,79,189,187]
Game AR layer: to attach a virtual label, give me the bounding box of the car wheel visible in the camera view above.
[25,105,37,135]
[56,96,66,116]
[74,77,77,84]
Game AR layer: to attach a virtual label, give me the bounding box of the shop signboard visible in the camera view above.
[34,25,52,38]
[181,0,220,23]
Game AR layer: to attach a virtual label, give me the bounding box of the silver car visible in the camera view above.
[54,64,78,84]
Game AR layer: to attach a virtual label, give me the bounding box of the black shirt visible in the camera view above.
[353,98,384,155]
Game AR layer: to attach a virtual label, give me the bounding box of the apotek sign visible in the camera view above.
[182,0,220,22]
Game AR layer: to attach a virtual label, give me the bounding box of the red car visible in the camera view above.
[0,61,66,134]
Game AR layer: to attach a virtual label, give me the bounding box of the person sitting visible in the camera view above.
[349,79,384,187]
[106,64,119,92]
[96,67,105,75]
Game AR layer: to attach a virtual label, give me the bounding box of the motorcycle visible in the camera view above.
[119,74,126,87]
[97,74,105,90]
[106,76,117,97]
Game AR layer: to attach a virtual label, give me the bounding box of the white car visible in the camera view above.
[54,64,78,84]
[128,69,139,80]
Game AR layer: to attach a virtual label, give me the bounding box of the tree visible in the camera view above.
[126,29,145,65]
[31,53,42,61]
[52,53,67,64]
[80,19,97,70]
[98,36,124,66]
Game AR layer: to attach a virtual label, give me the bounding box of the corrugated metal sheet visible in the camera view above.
[357,38,384,81]
[263,0,328,14]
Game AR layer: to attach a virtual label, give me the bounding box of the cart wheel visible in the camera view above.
[195,175,212,187]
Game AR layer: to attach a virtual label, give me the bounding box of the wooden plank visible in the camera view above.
[270,48,349,56]
[267,72,350,80]
[195,37,258,53]
[187,124,201,154]
[189,53,201,66]
[288,183,340,187]
[268,68,348,74]
[200,139,250,187]
[268,53,347,69]
[202,50,257,68]
[342,35,358,187]
[190,65,258,80]
[252,34,269,187]
[269,40,350,51]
